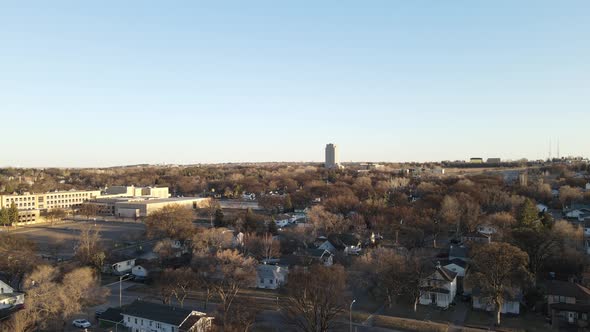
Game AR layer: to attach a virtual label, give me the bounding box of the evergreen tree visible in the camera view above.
[214,208,225,228]
[0,208,9,226]
[283,194,293,213]
[541,212,554,229]
[268,219,278,235]
[8,202,19,225]
[517,199,539,228]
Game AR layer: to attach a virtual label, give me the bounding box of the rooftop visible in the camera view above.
[116,197,207,206]
[546,280,590,300]
[122,300,195,326]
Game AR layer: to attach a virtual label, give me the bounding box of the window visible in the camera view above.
[260,278,264,283]
[149,321,153,327]
[127,317,130,322]
[141,319,143,326]
[135,318,137,324]
[270,279,273,284]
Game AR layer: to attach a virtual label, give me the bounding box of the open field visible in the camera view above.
[11,220,147,259]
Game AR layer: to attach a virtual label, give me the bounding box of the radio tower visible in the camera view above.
[548,138,552,160]
[557,139,560,159]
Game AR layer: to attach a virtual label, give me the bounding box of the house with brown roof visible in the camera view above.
[547,280,590,327]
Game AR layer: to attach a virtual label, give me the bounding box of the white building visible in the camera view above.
[256,264,288,290]
[0,280,24,310]
[107,258,136,275]
[443,259,467,278]
[122,300,212,332]
[325,143,340,169]
[419,264,458,308]
[472,289,521,315]
[131,265,149,280]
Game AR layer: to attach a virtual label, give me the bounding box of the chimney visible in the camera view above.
[436,261,441,269]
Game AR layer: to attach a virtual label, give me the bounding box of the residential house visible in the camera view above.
[443,259,467,278]
[564,204,590,222]
[97,307,123,329]
[300,248,334,266]
[318,234,362,256]
[472,288,521,315]
[274,214,298,228]
[449,245,469,263]
[122,300,213,332]
[0,280,24,310]
[256,264,288,289]
[419,263,458,308]
[461,231,491,244]
[106,256,136,275]
[546,280,590,327]
[476,224,497,236]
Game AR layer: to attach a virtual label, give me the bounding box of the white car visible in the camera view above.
[72,319,91,328]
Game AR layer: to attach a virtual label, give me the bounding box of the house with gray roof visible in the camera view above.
[121,300,213,332]
[419,263,458,308]
[256,264,288,289]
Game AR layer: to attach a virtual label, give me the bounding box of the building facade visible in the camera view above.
[325,143,340,169]
[0,190,101,211]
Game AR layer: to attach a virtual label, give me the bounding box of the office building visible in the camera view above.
[325,143,340,169]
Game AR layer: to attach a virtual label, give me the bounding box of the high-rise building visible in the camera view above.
[325,143,340,169]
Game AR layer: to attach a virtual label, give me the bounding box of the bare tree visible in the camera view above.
[78,203,99,220]
[281,264,347,332]
[145,204,195,241]
[243,232,280,261]
[156,268,197,308]
[402,254,435,312]
[0,233,39,287]
[212,250,257,328]
[204,198,220,227]
[3,265,107,331]
[45,208,67,226]
[353,248,405,308]
[468,243,531,326]
[74,224,106,274]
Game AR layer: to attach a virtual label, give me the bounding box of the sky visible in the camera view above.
[1,1,589,167]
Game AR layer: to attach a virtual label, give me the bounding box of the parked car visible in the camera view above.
[72,319,91,328]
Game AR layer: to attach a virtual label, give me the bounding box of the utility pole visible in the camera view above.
[119,273,130,307]
[349,299,356,332]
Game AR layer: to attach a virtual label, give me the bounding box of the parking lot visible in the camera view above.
[12,220,147,259]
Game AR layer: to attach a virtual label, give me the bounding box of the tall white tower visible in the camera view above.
[325,143,340,169]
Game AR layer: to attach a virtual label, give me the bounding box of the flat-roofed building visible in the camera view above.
[114,197,210,218]
[0,189,101,211]
[102,186,170,199]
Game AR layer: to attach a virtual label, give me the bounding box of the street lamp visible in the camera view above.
[119,273,131,307]
[349,299,356,332]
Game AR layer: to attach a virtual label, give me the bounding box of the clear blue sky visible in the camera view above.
[1,1,588,167]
